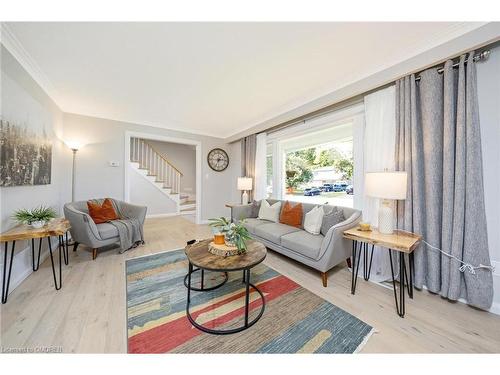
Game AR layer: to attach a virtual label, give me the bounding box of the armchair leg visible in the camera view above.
[346,257,352,268]
[73,242,79,252]
[92,248,98,260]
[321,272,328,287]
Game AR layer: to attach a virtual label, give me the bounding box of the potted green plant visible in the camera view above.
[208,217,251,254]
[13,206,57,228]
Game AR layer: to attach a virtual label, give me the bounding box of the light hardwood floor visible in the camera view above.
[1,216,499,353]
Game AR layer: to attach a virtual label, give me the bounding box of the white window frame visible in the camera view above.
[266,103,365,202]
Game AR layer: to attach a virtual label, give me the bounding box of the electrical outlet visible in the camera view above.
[109,161,120,167]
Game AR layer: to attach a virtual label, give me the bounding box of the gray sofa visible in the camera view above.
[64,200,147,260]
[231,199,361,287]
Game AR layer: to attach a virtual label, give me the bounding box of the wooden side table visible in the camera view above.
[343,227,421,318]
[0,218,71,303]
[225,203,239,222]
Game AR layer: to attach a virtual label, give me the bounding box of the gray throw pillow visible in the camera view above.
[250,200,261,218]
[320,207,345,236]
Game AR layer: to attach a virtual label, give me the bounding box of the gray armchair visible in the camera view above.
[63,200,147,260]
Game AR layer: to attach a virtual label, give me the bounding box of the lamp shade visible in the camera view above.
[64,140,83,151]
[365,172,407,200]
[237,177,253,191]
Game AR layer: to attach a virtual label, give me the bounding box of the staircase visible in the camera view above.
[129,137,196,215]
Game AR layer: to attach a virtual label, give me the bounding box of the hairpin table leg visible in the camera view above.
[31,238,42,271]
[1,241,15,304]
[47,236,62,290]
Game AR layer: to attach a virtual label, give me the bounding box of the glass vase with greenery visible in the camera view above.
[13,206,57,227]
[208,217,251,254]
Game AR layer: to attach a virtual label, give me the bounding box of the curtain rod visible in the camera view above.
[414,50,490,82]
[252,46,495,140]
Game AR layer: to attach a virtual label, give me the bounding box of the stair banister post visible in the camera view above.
[147,141,150,169]
[135,138,138,161]
[158,159,163,181]
[131,138,134,161]
[141,140,145,167]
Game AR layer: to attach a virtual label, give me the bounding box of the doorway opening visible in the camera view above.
[124,131,201,224]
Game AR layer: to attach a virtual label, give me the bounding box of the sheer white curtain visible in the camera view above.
[360,85,396,283]
[254,132,267,200]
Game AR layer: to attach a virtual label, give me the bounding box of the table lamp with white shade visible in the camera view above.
[364,171,407,234]
[237,177,253,204]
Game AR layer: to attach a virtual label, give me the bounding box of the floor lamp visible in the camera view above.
[65,141,82,202]
[64,141,82,246]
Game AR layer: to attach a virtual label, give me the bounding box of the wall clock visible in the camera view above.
[207,148,229,172]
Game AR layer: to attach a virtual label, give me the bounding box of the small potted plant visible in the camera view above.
[13,206,57,228]
[208,217,251,254]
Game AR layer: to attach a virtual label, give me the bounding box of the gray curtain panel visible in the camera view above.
[241,134,256,201]
[395,52,493,310]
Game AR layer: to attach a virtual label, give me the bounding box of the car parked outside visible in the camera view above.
[346,185,354,195]
[321,183,334,192]
[304,187,322,196]
[333,182,348,192]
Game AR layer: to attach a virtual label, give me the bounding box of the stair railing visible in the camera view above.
[130,137,183,194]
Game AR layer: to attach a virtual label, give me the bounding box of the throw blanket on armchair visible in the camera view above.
[90,199,145,253]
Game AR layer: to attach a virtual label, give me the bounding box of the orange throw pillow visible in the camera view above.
[279,201,303,228]
[87,198,119,224]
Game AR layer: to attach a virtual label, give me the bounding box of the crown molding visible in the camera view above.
[1,22,60,106]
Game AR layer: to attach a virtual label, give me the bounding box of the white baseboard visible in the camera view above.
[488,301,500,315]
[146,212,179,219]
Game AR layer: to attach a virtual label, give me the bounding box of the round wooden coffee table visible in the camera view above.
[184,238,267,335]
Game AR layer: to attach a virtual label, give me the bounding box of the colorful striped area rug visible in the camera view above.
[126,249,374,353]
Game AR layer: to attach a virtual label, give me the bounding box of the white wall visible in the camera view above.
[129,165,177,215]
[0,46,71,292]
[477,45,500,313]
[62,112,238,222]
[147,140,196,195]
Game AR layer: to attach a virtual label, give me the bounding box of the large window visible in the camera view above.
[266,105,364,209]
[283,128,353,207]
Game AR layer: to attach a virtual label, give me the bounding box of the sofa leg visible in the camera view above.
[321,272,328,287]
[346,257,352,268]
[92,248,98,260]
[73,242,79,252]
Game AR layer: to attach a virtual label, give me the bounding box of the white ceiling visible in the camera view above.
[4,22,488,138]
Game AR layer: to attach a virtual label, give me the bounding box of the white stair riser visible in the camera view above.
[130,162,180,205]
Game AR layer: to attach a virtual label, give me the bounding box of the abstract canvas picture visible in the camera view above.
[0,118,52,187]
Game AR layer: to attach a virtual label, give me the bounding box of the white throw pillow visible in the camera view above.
[258,200,282,222]
[303,205,324,235]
